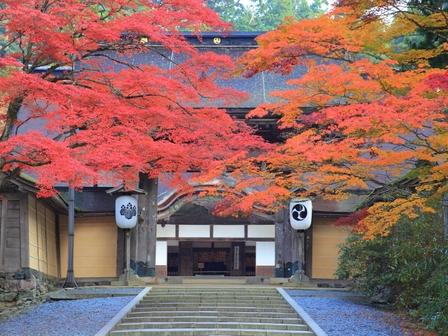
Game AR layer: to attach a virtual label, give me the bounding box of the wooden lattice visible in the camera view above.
[198,250,227,263]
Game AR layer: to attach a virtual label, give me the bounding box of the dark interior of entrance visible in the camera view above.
[167,242,255,276]
[195,249,228,275]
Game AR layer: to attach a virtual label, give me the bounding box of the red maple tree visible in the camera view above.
[226,4,448,238]
[0,0,268,196]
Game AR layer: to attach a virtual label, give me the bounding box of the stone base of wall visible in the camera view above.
[0,268,59,313]
[155,265,167,277]
[256,266,274,277]
[69,278,115,287]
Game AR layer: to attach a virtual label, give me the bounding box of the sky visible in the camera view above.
[240,0,254,7]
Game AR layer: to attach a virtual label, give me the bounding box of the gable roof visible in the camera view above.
[2,173,68,212]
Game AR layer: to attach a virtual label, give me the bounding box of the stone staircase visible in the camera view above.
[100,287,321,335]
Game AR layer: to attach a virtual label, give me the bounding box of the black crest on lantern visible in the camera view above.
[291,203,308,222]
[120,202,137,220]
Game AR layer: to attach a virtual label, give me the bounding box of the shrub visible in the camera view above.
[336,209,447,334]
[418,251,448,335]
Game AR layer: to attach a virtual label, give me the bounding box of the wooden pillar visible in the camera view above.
[231,242,245,276]
[275,207,300,277]
[117,227,125,276]
[274,209,286,277]
[135,175,158,276]
[305,226,313,277]
[179,241,193,276]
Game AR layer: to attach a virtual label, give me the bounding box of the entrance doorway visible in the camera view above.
[166,241,255,276]
[194,248,229,275]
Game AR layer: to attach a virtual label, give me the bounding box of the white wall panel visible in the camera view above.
[247,225,275,238]
[213,225,245,238]
[256,242,275,266]
[179,225,210,238]
[157,225,176,238]
[156,241,167,265]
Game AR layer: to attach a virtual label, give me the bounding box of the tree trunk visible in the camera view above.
[0,97,25,190]
[0,169,6,191]
[1,97,24,142]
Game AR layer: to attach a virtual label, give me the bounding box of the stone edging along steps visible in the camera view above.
[96,286,327,336]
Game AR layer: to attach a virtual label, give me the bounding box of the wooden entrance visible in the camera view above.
[169,241,252,276]
[194,248,229,275]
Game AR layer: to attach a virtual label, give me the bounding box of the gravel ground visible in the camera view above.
[0,287,143,336]
[0,287,426,336]
[288,290,426,336]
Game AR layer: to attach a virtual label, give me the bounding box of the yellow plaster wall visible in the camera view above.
[28,195,58,277]
[59,216,118,278]
[312,218,350,279]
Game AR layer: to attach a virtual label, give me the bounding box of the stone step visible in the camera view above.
[146,293,281,298]
[114,321,310,331]
[145,293,281,298]
[141,296,284,300]
[145,291,279,300]
[146,289,279,292]
[140,298,285,306]
[182,278,247,284]
[121,316,303,324]
[140,300,285,305]
[136,301,288,307]
[110,328,315,335]
[148,289,279,292]
[127,310,300,319]
[134,306,291,312]
[131,306,295,313]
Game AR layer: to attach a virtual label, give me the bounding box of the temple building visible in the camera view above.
[0,33,366,289]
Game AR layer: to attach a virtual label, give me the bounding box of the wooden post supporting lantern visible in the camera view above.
[289,198,313,282]
[62,187,78,288]
[115,195,138,285]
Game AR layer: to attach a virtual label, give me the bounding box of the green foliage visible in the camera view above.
[336,233,400,301]
[206,0,255,31]
[253,0,324,30]
[418,252,448,335]
[336,208,448,334]
[206,0,326,31]
[402,0,448,68]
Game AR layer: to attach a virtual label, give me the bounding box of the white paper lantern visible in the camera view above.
[289,198,312,230]
[115,195,138,229]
